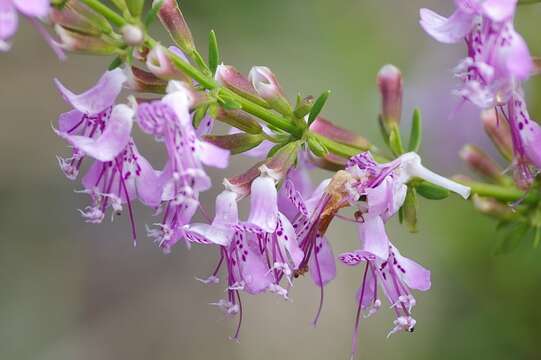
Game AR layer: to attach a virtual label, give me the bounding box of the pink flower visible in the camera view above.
[55,69,162,240]
[136,84,229,252]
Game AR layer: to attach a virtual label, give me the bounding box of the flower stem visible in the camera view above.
[79,0,127,28]
[456,179,538,205]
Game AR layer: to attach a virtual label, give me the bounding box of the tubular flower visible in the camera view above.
[0,0,64,58]
[420,1,541,183]
[136,83,230,253]
[54,69,161,240]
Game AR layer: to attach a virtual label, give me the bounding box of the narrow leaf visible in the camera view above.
[193,104,209,129]
[403,187,418,233]
[208,30,220,75]
[308,137,329,157]
[415,181,450,200]
[307,90,331,126]
[388,123,405,156]
[408,108,422,152]
[144,0,164,28]
[108,56,123,70]
[204,133,264,155]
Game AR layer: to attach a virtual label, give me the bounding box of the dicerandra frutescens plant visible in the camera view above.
[3,0,541,357]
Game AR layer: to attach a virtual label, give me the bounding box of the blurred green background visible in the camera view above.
[1,1,541,359]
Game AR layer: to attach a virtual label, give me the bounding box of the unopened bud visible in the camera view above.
[55,25,117,54]
[121,25,144,47]
[249,66,292,116]
[377,64,403,130]
[146,45,189,81]
[310,116,371,151]
[263,142,300,181]
[224,161,264,198]
[216,108,262,134]
[125,66,167,94]
[50,1,112,36]
[204,133,265,155]
[459,145,505,184]
[215,64,268,108]
[472,194,514,220]
[481,109,513,161]
[294,95,314,119]
[156,0,195,53]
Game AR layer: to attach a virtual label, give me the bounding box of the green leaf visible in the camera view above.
[108,56,123,70]
[307,136,329,157]
[415,181,450,200]
[388,123,405,156]
[208,30,220,75]
[220,97,242,110]
[144,0,164,28]
[495,222,530,254]
[378,115,390,146]
[534,226,541,248]
[307,90,331,126]
[193,104,209,129]
[398,206,404,224]
[403,187,418,233]
[267,143,287,158]
[408,108,422,152]
[126,0,145,17]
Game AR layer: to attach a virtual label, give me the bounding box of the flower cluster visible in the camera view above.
[420,0,541,186]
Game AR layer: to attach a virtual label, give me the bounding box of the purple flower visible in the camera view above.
[0,0,65,58]
[420,0,532,108]
[54,69,162,240]
[136,84,229,253]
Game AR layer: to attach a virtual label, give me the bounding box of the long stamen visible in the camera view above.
[351,262,370,360]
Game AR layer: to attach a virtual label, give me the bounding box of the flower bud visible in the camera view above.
[249,66,292,116]
[294,95,314,119]
[472,195,515,220]
[215,64,268,108]
[459,144,505,184]
[481,109,513,161]
[224,161,264,198]
[377,64,403,130]
[121,25,144,47]
[156,0,195,54]
[54,25,118,54]
[146,45,190,81]
[310,116,372,151]
[204,133,265,155]
[50,1,112,36]
[262,142,300,181]
[125,66,167,94]
[216,108,262,134]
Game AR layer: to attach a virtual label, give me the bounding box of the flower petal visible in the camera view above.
[13,0,49,18]
[247,175,278,233]
[493,24,533,80]
[54,69,126,115]
[309,235,336,287]
[393,245,431,291]
[56,104,133,162]
[358,216,390,260]
[239,239,272,294]
[133,148,165,207]
[197,140,230,169]
[419,8,474,44]
[212,190,239,226]
[277,212,303,268]
[184,223,232,246]
[0,1,18,40]
[480,0,517,22]
[58,109,84,134]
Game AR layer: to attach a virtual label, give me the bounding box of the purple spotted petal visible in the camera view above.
[0,1,18,41]
[133,148,165,207]
[239,240,272,294]
[55,69,126,115]
[13,0,49,17]
[247,175,278,233]
[392,245,431,291]
[338,250,376,266]
[358,216,390,260]
[419,8,474,44]
[184,223,232,246]
[58,109,84,134]
[492,24,533,80]
[309,235,336,287]
[519,116,541,168]
[56,104,133,162]
[277,212,303,268]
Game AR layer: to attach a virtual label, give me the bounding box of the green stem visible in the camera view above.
[457,179,538,205]
[79,0,127,28]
